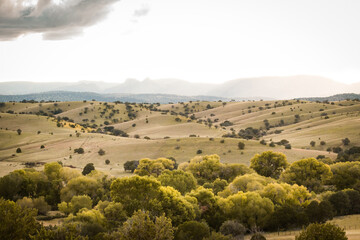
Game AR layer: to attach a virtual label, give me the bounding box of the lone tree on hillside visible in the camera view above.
[17,129,22,135]
[238,142,245,150]
[98,149,105,156]
[342,138,350,146]
[82,163,95,175]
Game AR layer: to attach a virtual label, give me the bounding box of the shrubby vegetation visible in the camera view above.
[0,150,359,239]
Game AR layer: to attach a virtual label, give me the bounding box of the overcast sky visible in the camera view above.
[0,0,360,84]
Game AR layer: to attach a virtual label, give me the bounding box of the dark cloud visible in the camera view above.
[0,0,121,40]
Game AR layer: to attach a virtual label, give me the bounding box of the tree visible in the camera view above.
[342,138,350,146]
[98,149,105,156]
[219,220,246,239]
[188,186,226,229]
[328,191,350,216]
[295,223,347,240]
[175,221,210,240]
[280,158,333,192]
[82,163,95,175]
[305,200,334,223]
[135,158,175,177]
[186,155,222,183]
[105,159,110,165]
[220,173,274,197]
[250,151,289,179]
[74,147,85,154]
[0,198,40,239]
[16,147,21,153]
[17,196,51,215]
[124,160,139,173]
[330,162,360,191]
[110,176,195,225]
[118,210,174,240]
[158,170,197,195]
[222,191,274,229]
[238,142,245,150]
[17,128,22,135]
[310,141,316,147]
[60,176,102,203]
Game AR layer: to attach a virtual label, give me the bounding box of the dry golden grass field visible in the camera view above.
[0,99,359,177]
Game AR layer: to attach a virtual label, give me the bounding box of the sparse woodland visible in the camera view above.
[0,99,359,239]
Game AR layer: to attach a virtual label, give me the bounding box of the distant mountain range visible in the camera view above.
[0,91,232,103]
[298,93,360,102]
[0,75,359,99]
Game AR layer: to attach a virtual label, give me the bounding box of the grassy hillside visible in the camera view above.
[0,99,358,177]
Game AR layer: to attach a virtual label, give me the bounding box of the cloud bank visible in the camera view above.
[0,0,121,40]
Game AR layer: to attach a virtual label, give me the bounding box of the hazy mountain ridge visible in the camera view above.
[0,91,231,103]
[0,76,358,99]
[297,93,360,102]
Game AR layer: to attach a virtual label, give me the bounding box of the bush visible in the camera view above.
[82,163,95,175]
[220,139,225,143]
[238,142,245,150]
[310,141,316,147]
[105,159,110,165]
[295,223,347,240]
[74,148,84,154]
[197,149,203,154]
[40,145,45,149]
[98,149,105,156]
[342,138,350,146]
[16,148,21,153]
[219,220,246,238]
[285,144,291,149]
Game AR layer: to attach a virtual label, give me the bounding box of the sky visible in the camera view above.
[0,0,360,84]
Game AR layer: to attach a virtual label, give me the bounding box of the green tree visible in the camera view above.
[70,195,93,214]
[98,148,106,156]
[186,154,222,183]
[222,191,274,229]
[188,187,226,229]
[328,191,350,216]
[219,220,246,239]
[0,198,40,239]
[175,221,210,240]
[329,162,360,191]
[158,170,197,195]
[135,158,175,177]
[280,158,332,192]
[250,151,289,179]
[118,210,174,240]
[60,176,102,203]
[295,223,347,240]
[16,147,22,153]
[238,142,245,150]
[342,138,350,146]
[123,160,139,173]
[16,196,51,215]
[111,176,195,225]
[219,173,274,197]
[82,163,95,175]
[17,128,22,135]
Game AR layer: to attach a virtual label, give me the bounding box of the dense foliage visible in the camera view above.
[0,150,359,239]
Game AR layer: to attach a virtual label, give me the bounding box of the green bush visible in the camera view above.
[295,223,347,240]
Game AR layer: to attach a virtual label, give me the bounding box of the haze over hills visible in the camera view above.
[0,75,359,99]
